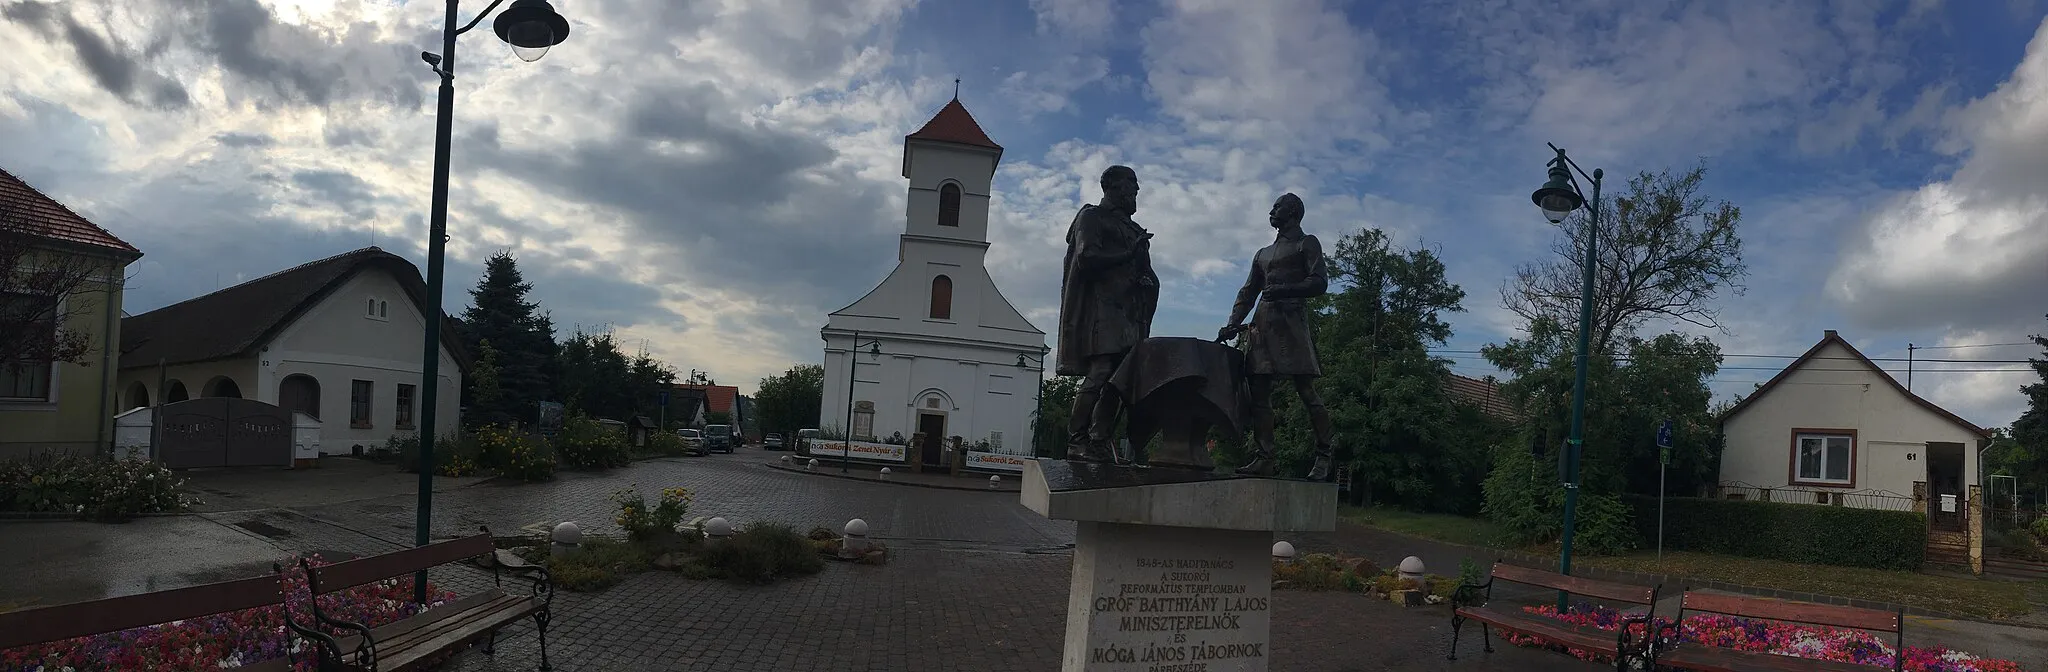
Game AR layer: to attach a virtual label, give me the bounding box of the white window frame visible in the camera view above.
[366,296,389,321]
[1791,431,1855,486]
[0,291,66,406]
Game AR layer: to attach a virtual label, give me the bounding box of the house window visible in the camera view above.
[366,297,388,321]
[0,292,58,402]
[379,300,388,318]
[350,380,373,428]
[938,182,962,227]
[929,275,953,320]
[396,384,416,428]
[1792,431,1854,486]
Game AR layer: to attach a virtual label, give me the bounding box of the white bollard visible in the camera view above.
[1398,556,1426,581]
[989,474,1002,489]
[841,518,869,558]
[550,521,582,559]
[704,517,733,547]
[806,458,818,471]
[1272,540,1296,564]
[780,455,791,464]
[879,467,892,480]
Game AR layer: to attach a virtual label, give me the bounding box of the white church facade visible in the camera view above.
[817,97,1047,471]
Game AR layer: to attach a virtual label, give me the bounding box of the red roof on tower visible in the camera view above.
[906,99,1002,151]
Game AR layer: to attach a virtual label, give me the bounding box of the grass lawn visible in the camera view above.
[1339,505,2048,621]
[1577,552,2047,621]
[1337,505,1511,549]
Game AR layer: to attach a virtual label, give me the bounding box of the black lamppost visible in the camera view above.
[1015,350,1047,458]
[841,331,882,473]
[411,0,569,604]
[1530,143,1602,611]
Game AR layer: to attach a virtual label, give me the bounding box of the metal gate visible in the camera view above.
[156,398,292,469]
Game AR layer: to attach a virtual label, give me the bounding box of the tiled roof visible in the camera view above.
[1445,373,1521,422]
[905,99,1002,151]
[674,384,738,415]
[120,246,469,371]
[1719,330,1991,437]
[0,167,140,257]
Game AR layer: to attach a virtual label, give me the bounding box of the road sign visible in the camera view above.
[659,390,669,406]
[1655,419,1673,448]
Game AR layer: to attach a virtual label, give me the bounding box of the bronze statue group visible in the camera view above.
[1056,165,1335,481]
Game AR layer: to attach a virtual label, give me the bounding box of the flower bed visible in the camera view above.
[0,556,458,671]
[1502,603,2024,672]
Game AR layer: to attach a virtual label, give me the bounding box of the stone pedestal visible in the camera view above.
[1023,459,1336,672]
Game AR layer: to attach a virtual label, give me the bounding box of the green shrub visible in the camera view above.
[396,432,477,475]
[555,415,632,469]
[611,487,693,542]
[645,431,688,457]
[1621,495,1925,570]
[497,432,558,482]
[0,453,195,520]
[545,537,652,592]
[2033,516,2048,541]
[700,522,826,584]
[1481,442,1637,555]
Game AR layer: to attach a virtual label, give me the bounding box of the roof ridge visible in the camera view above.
[133,246,388,317]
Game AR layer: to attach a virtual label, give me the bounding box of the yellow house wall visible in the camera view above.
[0,255,128,459]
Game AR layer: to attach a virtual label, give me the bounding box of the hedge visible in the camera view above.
[1622,495,1925,571]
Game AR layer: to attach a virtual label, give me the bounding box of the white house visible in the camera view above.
[118,247,466,455]
[1718,330,1993,510]
[818,97,1047,470]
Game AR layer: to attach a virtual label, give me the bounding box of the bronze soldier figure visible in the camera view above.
[1217,193,1336,480]
[1056,165,1159,462]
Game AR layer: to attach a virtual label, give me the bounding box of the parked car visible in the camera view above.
[676,428,706,456]
[763,433,785,450]
[796,428,821,454]
[704,424,734,453]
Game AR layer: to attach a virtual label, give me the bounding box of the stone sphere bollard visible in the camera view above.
[780,454,791,464]
[550,521,582,559]
[988,474,1002,489]
[1398,556,1426,581]
[841,518,870,559]
[806,458,818,471]
[1272,540,1296,564]
[879,467,891,480]
[705,517,733,547]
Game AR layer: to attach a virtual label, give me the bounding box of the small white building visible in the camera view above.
[818,97,1047,469]
[117,247,467,455]
[1718,330,1993,508]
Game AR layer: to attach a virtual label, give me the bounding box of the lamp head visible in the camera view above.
[1531,155,1583,224]
[494,0,571,62]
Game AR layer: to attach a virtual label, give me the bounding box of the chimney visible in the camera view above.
[1823,329,1838,339]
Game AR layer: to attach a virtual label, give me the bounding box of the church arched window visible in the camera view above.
[938,182,961,227]
[930,275,953,320]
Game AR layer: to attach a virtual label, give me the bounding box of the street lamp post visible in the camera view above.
[411,0,570,604]
[841,331,881,473]
[1530,143,1602,612]
[1015,349,1047,458]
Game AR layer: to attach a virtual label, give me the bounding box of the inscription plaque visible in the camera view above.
[1065,522,1272,672]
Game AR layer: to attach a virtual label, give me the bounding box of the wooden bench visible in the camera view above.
[0,574,291,671]
[286,527,553,671]
[1447,562,1658,671]
[1647,591,1906,672]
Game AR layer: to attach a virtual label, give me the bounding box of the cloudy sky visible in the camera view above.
[4,0,2045,428]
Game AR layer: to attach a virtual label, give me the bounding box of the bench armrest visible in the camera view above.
[1450,578,1492,609]
[279,562,376,670]
[487,547,555,609]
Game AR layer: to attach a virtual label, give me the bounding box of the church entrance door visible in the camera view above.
[918,412,948,469]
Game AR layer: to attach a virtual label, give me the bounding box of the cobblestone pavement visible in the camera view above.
[290,450,1076,554]
[182,451,1603,671]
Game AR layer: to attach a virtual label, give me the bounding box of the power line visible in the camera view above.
[1913,342,2035,349]
[1424,349,2036,364]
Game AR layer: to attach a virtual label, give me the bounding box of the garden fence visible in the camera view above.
[1710,482,1916,512]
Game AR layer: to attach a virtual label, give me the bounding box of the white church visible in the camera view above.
[817,97,1047,471]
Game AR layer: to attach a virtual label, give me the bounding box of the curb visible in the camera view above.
[1352,525,2033,626]
[0,511,193,522]
[763,462,1022,493]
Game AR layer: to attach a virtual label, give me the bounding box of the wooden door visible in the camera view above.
[918,413,946,467]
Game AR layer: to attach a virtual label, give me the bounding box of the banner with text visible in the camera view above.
[806,440,908,463]
[965,451,1028,472]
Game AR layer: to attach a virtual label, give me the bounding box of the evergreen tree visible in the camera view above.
[459,251,557,428]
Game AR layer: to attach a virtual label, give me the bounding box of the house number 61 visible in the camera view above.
[1907,453,1916,461]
